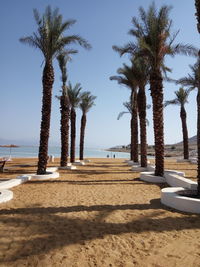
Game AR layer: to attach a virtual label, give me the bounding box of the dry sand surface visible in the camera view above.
[0,158,200,267]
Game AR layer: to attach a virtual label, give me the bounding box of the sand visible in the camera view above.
[0,158,200,267]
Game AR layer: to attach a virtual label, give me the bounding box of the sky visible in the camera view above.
[0,0,200,149]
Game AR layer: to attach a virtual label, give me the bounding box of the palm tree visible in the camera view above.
[56,50,77,167]
[68,82,82,163]
[178,59,200,194]
[117,101,135,161]
[132,58,149,167]
[195,0,200,195]
[165,87,190,160]
[79,92,96,160]
[113,2,196,176]
[110,64,139,162]
[20,6,91,174]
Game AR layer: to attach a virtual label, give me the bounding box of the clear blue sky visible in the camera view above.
[0,0,199,148]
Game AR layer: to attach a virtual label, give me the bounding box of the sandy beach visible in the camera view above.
[0,158,200,266]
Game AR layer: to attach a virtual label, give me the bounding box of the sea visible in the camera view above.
[0,146,129,159]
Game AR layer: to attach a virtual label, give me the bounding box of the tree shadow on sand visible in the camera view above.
[1,199,200,263]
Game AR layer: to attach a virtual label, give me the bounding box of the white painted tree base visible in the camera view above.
[190,160,197,165]
[164,170,185,177]
[46,167,58,172]
[59,165,77,170]
[161,187,200,213]
[127,161,139,166]
[0,175,30,190]
[147,165,155,172]
[0,189,13,203]
[164,173,197,190]
[140,171,165,183]
[30,172,59,180]
[176,159,190,163]
[131,166,148,172]
[84,159,91,163]
[74,161,85,166]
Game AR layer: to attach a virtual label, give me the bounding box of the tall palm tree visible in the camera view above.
[56,50,77,167]
[79,92,96,160]
[132,58,149,167]
[113,2,196,176]
[195,0,200,194]
[178,59,200,194]
[20,6,91,174]
[68,82,82,163]
[165,87,190,160]
[117,101,135,161]
[110,64,139,162]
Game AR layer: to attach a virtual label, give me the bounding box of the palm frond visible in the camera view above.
[79,91,97,113]
[164,99,179,107]
[117,111,130,120]
[20,6,91,61]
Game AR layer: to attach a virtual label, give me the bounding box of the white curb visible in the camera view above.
[140,171,165,183]
[0,175,30,190]
[131,166,148,172]
[30,172,59,180]
[46,167,58,172]
[59,165,77,170]
[0,189,13,203]
[84,159,91,163]
[176,159,190,163]
[164,173,197,190]
[161,187,200,213]
[164,170,185,177]
[73,161,85,166]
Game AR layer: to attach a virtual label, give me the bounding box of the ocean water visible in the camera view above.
[0,146,129,159]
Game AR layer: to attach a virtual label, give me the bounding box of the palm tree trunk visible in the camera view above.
[133,98,138,163]
[197,83,200,195]
[195,1,200,194]
[130,116,134,160]
[131,89,138,162]
[60,95,70,167]
[70,107,76,163]
[150,71,164,176]
[137,86,147,167]
[37,61,54,174]
[80,113,86,160]
[180,106,189,160]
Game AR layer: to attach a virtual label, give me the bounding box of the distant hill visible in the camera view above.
[176,135,197,145]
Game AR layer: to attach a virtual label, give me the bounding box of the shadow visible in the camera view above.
[60,170,132,177]
[4,170,36,175]
[1,199,200,263]
[82,164,128,168]
[28,178,144,186]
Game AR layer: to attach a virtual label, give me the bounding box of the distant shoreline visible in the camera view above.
[107,144,197,158]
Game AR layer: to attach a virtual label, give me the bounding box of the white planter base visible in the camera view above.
[131,166,148,172]
[164,173,197,190]
[74,161,85,166]
[84,159,91,163]
[30,172,59,180]
[140,171,165,183]
[46,167,58,172]
[164,170,185,177]
[127,161,139,166]
[147,165,155,172]
[161,187,200,213]
[0,175,30,190]
[176,159,190,163]
[0,189,13,203]
[59,165,77,170]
